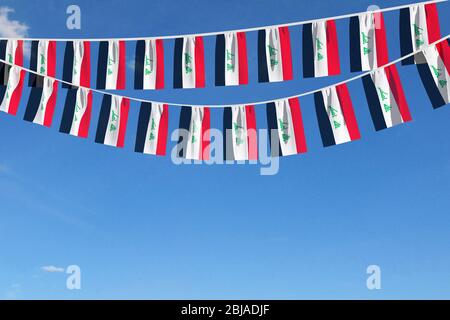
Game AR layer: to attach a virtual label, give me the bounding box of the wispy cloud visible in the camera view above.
[4,283,21,299]
[41,265,65,273]
[0,7,28,38]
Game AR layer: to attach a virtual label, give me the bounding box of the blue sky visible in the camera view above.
[0,0,449,299]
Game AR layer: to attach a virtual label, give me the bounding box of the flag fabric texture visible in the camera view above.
[362,65,412,131]
[266,98,307,157]
[0,65,25,115]
[258,26,293,82]
[417,40,450,108]
[62,41,91,88]
[97,40,126,90]
[314,84,360,147]
[303,20,340,78]
[95,95,130,147]
[215,32,249,86]
[60,87,93,138]
[24,77,58,127]
[349,12,389,72]
[178,106,210,160]
[223,105,257,161]
[29,40,56,87]
[0,40,23,85]
[134,39,164,90]
[135,102,169,156]
[174,36,205,89]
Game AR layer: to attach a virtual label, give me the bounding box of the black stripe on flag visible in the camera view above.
[96,41,109,89]
[314,92,336,147]
[349,16,362,73]
[258,30,269,83]
[177,106,192,158]
[59,89,78,134]
[266,102,283,157]
[62,42,74,89]
[95,94,112,144]
[23,87,44,123]
[135,102,152,153]
[416,63,447,109]
[215,35,225,87]
[302,23,315,78]
[362,75,388,131]
[400,8,415,66]
[173,38,183,89]
[134,40,145,90]
[223,107,234,160]
[0,41,7,86]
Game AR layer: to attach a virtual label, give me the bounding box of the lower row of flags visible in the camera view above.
[0,40,449,161]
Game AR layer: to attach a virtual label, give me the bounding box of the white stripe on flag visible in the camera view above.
[359,13,377,71]
[186,107,203,160]
[322,87,351,145]
[312,21,329,77]
[0,66,21,113]
[69,88,90,136]
[33,77,55,125]
[104,95,122,146]
[105,40,120,89]
[37,41,50,76]
[143,39,158,90]
[274,99,297,156]
[265,27,284,82]
[182,37,196,88]
[225,32,240,86]
[231,105,249,160]
[5,40,18,64]
[143,103,164,155]
[422,45,450,104]
[410,4,429,63]
[72,41,85,86]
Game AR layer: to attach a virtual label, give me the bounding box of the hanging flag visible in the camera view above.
[135,102,169,156]
[417,40,449,108]
[173,36,205,89]
[223,105,257,161]
[400,3,441,65]
[350,12,388,72]
[314,84,360,147]
[303,20,340,78]
[177,106,210,160]
[258,26,293,82]
[0,65,25,116]
[0,40,24,85]
[62,41,91,88]
[134,39,164,90]
[97,40,126,90]
[29,40,56,87]
[23,77,58,127]
[60,87,93,138]
[95,95,130,148]
[266,98,307,157]
[215,32,248,86]
[362,65,412,131]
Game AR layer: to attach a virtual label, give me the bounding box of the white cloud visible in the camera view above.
[0,7,28,38]
[41,265,65,273]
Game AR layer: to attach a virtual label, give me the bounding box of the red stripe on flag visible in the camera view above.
[116,41,126,89]
[7,70,25,116]
[436,40,450,74]
[43,81,58,127]
[374,12,389,67]
[279,26,293,81]
[47,41,56,77]
[384,65,412,122]
[80,42,91,87]
[245,105,258,160]
[15,40,23,67]
[326,20,340,76]
[78,91,92,138]
[155,39,165,90]
[288,98,308,154]
[237,32,249,85]
[195,37,205,88]
[156,104,169,156]
[200,107,210,160]
[335,83,360,141]
[425,3,441,43]
[117,98,130,148]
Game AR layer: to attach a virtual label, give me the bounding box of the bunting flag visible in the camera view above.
[97,40,126,90]
[178,106,210,160]
[0,40,24,85]
[266,98,307,157]
[215,32,248,86]
[417,40,450,108]
[303,20,340,78]
[400,3,441,65]
[314,83,360,147]
[60,87,93,138]
[362,65,412,131]
[223,105,257,161]
[174,36,205,89]
[258,26,293,82]
[0,65,25,116]
[62,41,91,88]
[23,77,58,127]
[135,102,169,156]
[95,95,130,147]
[134,39,164,90]
[350,12,389,72]
[29,40,56,87]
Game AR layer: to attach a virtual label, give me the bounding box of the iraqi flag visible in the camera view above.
[223,105,257,161]
[0,40,23,85]
[362,65,412,131]
[24,77,58,127]
[350,12,389,72]
[258,26,293,82]
[173,36,205,89]
[303,20,340,78]
[266,98,307,157]
[134,39,164,90]
[97,40,126,90]
[95,95,130,148]
[215,32,248,86]
[400,3,441,65]
[177,106,210,160]
[59,87,93,138]
[135,102,169,156]
[0,65,25,116]
[29,40,56,87]
[62,41,91,88]
[314,83,360,147]
[416,40,450,108]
